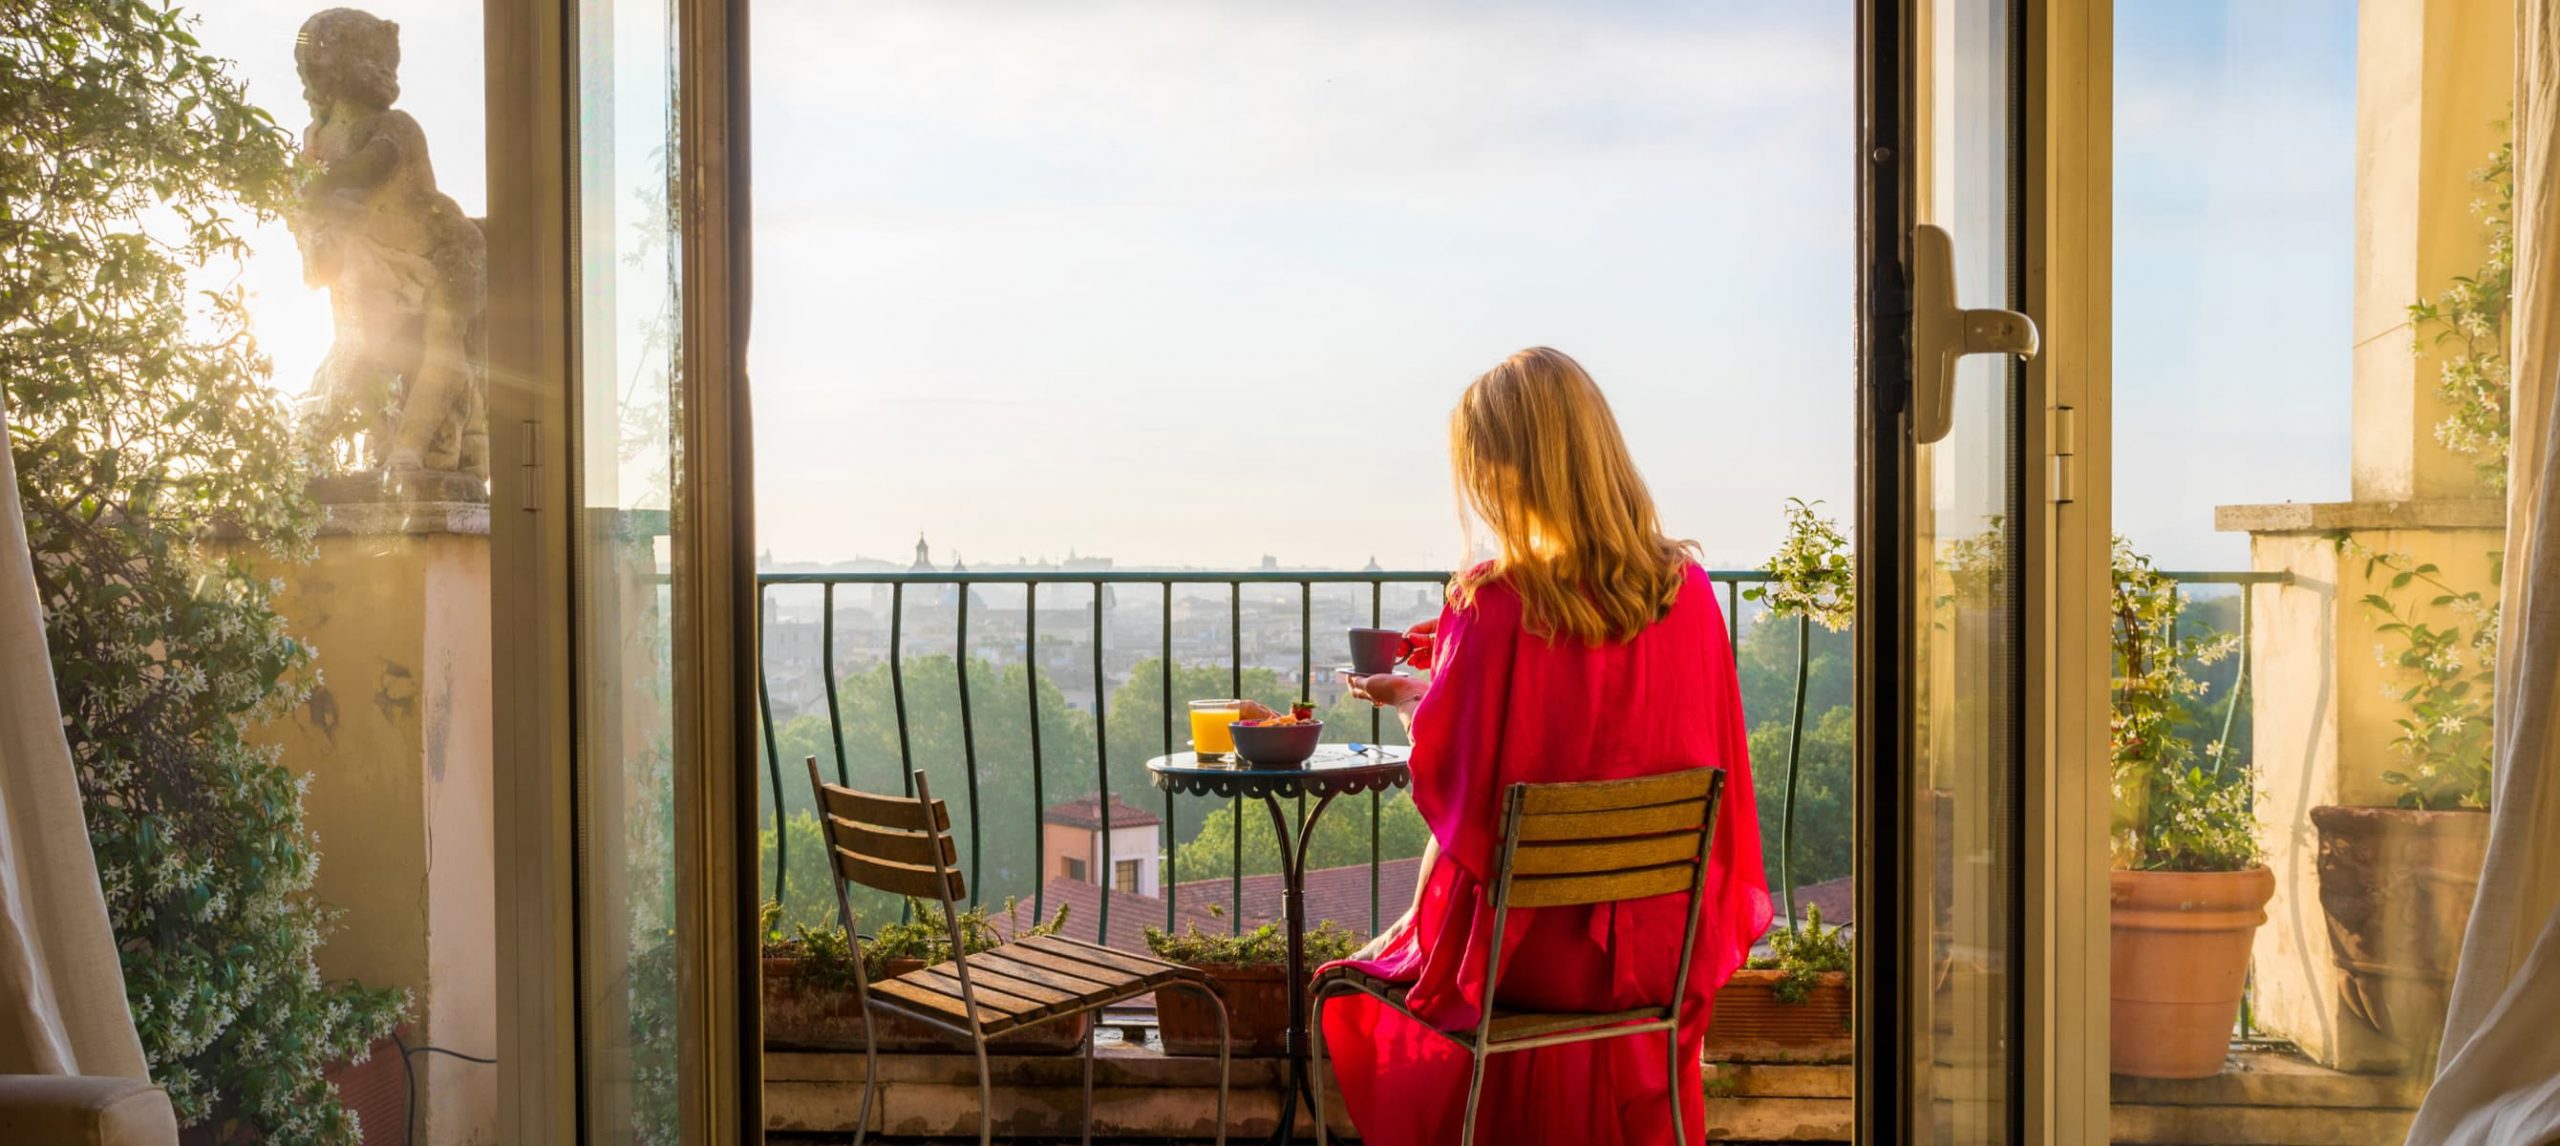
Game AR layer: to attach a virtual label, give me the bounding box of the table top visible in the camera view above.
[1144,745,1411,800]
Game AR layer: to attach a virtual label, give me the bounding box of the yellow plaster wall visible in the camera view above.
[239,526,496,1143]
[2351,0,2515,503]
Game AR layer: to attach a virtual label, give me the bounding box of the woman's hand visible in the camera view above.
[1347,673,1426,711]
[1400,616,1441,669]
[1348,913,1412,962]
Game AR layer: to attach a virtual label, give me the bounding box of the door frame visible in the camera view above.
[1854,1,2112,1141]
[485,0,579,1137]
[2018,2,2112,1141]
[485,0,761,1139]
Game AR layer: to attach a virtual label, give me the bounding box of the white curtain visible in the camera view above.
[0,394,148,1079]
[2407,4,2560,1140]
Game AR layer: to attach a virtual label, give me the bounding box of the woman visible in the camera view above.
[1321,347,1770,1146]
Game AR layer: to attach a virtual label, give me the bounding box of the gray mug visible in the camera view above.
[1347,627,1404,675]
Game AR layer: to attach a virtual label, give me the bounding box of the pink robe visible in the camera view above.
[1318,565,1770,1146]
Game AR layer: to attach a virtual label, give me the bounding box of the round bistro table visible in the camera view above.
[1146,745,1412,1146]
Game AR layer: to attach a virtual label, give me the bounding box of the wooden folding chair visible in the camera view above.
[804,758,1232,1146]
[1310,766,1726,1146]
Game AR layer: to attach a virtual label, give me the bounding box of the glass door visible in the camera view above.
[1910,0,2025,1129]
[572,0,684,1137]
[571,0,755,1140]
[1859,0,2040,1140]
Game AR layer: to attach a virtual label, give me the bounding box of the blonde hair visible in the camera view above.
[1449,347,1697,643]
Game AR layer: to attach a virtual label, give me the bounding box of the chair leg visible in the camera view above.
[973,1030,994,1146]
[1666,1026,1686,1146]
[1459,1043,1489,1146]
[854,1005,879,1146]
[1309,984,1334,1146]
[1080,1018,1098,1146]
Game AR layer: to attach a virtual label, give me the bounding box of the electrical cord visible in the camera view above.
[391,1031,498,1146]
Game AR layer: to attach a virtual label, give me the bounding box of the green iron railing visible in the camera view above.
[754,567,2287,955]
[755,569,1780,945]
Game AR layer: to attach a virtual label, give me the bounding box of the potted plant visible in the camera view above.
[2109,538,2268,1079]
[2311,543,2494,1071]
[1707,904,1853,1063]
[762,899,1089,1054]
[1145,912,1362,1056]
[2294,138,2511,1071]
[1744,498,1856,933]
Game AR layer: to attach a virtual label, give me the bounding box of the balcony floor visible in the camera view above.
[768,1041,2415,1144]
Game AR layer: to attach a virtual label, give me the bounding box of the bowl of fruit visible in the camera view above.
[1230,704,1323,769]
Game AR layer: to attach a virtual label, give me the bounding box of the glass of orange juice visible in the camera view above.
[1188,699,1244,762]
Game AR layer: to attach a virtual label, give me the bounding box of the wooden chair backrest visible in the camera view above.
[809,772,966,905]
[1497,767,1724,909]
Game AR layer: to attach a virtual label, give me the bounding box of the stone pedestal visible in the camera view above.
[233,498,496,1145]
[2215,500,2499,1073]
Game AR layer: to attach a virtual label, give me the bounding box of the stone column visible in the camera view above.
[2216,0,2509,1073]
[239,498,497,1144]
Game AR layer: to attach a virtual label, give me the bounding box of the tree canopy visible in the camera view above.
[3,3,403,1139]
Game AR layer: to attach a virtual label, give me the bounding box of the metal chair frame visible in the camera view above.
[1310,767,1726,1146]
[804,758,1232,1146]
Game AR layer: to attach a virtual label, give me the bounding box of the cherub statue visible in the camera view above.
[292,7,488,488]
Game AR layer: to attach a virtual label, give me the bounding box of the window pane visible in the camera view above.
[573,0,682,1141]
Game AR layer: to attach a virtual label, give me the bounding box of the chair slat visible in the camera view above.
[1516,769,1716,815]
[1017,935,1185,983]
[1487,1005,1670,1043]
[824,816,957,868]
[909,963,1061,1018]
[1510,833,1703,876]
[869,975,981,1025]
[815,782,950,833]
[1044,934,1190,977]
[999,942,1165,989]
[1504,860,1697,908]
[832,845,966,902]
[971,949,1128,996]
[1516,798,1707,842]
[929,959,1082,1010]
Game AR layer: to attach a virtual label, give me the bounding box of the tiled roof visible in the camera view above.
[999,878,1225,956]
[1792,875,1855,928]
[1169,857,1426,941]
[1041,793,1163,831]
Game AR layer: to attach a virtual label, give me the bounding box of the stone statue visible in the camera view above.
[292,7,488,493]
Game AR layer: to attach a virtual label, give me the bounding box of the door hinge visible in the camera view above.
[518,420,540,513]
[2049,404,2079,504]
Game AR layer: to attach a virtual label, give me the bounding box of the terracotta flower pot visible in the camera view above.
[1159,962,1291,1056]
[2108,866,2274,1079]
[1702,969,1852,1064]
[761,955,1086,1054]
[2310,805,2488,1071]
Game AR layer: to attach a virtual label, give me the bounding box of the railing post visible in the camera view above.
[957,585,981,905]
[1093,580,1112,945]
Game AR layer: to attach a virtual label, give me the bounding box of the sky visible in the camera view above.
[2114,1,2360,568]
[189,0,2359,573]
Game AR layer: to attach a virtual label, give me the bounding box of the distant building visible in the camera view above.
[1041,794,1162,896]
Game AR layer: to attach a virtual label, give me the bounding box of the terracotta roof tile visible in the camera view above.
[1041,793,1163,831]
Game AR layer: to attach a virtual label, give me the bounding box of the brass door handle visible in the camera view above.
[1911,223,2040,444]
